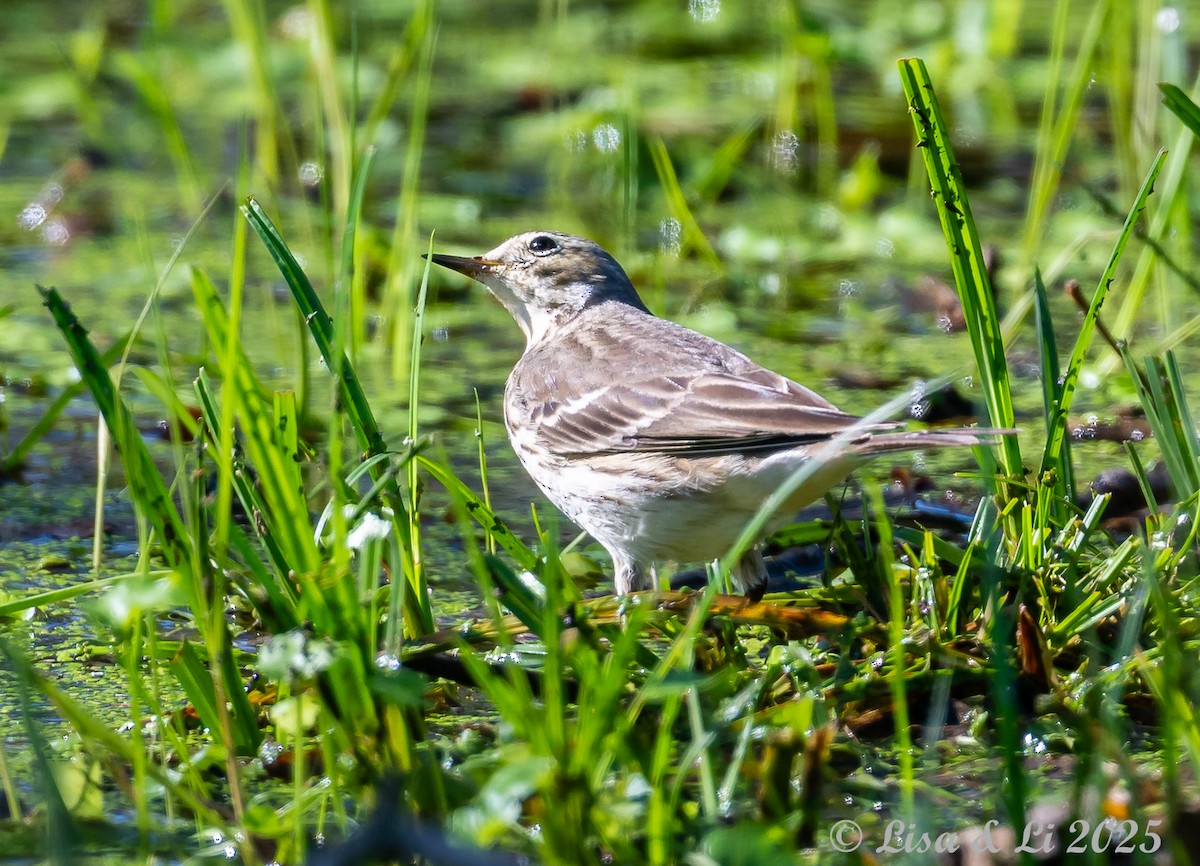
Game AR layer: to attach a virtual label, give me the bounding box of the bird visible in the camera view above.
[428,230,990,600]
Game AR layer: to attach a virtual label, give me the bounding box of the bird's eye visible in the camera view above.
[528,235,560,256]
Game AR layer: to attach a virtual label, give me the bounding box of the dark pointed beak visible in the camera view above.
[423,253,499,280]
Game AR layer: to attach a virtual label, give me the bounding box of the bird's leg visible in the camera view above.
[731,548,768,602]
[612,553,649,595]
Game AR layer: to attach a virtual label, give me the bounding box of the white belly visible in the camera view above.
[512,443,859,568]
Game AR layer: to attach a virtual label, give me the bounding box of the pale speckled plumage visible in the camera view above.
[429,231,987,598]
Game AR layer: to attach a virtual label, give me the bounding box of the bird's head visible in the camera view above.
[427,231,649,345]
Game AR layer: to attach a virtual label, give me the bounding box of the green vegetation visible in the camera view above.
[3,2,1200,864]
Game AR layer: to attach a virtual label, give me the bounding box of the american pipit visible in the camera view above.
[429,231,988,599]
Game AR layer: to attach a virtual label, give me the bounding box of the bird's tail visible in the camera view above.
[849,427,1014,457]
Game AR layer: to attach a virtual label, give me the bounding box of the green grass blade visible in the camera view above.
[1106,71,1200,347]
[241,198,431,634]
[1032,268,1075,521]
[1121,350,1200,498]
[108,50,201,213]
[38,286,191,568]
[474,390,497,555]
[129,367,201,441]
[647,135,721,270]
[1039,149,1166,481]
[897,58,1021,487]
[417,454,538,573]
[0,572,165,620]
[1019,0,1110,271]
[694,119,759,203]
[1159,82,1200,140]
[7,640,77,862]
[341,144,376,355]
[869,485,914,815]
[213,182,251,561]
[482,555,547,635]
[192,370,289,582]
[385,0,435,377]
[226,522,301,631]
[1121,443,1161,515]
[359,7,427,149]
[403,238,435,627]
[221,0,282,180]
[169,641,259,755]
[1164,353,1200,478]
[241,198,391,468]
[191,268,321,574]
[274,389,303,505]
[308,0,351,216]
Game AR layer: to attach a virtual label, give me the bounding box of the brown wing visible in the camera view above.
[508,304,895,459]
